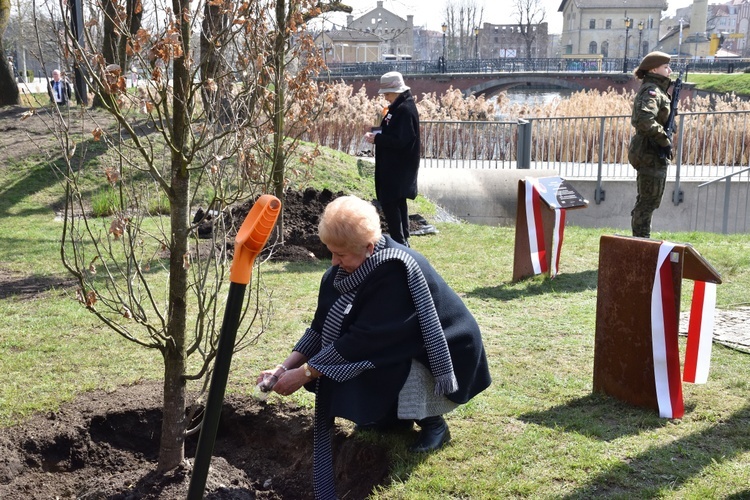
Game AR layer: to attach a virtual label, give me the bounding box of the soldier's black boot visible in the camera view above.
[409,416,450,453]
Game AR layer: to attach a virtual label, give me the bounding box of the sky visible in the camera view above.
[313,0,696,35]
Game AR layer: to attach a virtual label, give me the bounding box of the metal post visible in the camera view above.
[623,14,631,74]
[188,195,281,499]
[672,114,685,205]
[516,119,532,169]
[442,22,447,71]
[474,27,479,71]
[595,118,606,204]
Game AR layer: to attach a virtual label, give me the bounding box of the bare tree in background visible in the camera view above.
[33,0,340,475]
[0,0,20,105]
[514,0,545,59]
[442,0,483,60]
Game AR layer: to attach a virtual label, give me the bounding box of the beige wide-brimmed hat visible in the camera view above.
[378,71,410,94]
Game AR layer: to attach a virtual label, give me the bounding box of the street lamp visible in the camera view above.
[442,23,447,60]
[678,18,684,60]
[637,20,644,58]
[441,22,447,73]
[474,27,479,59]
[474,26,479,71]
[623,15,632,73]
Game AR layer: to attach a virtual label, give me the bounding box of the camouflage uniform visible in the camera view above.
[628,72,672,238]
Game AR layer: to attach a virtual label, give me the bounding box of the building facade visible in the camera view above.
[314,1,415,63]
[478,22,550,59]
[557,0,668,59]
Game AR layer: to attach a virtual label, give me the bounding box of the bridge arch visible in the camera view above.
[327,72,639,99]
[465,76,586,98]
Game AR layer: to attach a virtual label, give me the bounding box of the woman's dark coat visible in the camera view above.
[373,90,421,204]
[303,236,491,424]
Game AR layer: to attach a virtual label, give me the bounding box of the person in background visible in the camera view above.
[364,71,420,247]
[48,69,71,106]
[628,51,673,238]
[258,195,491,500]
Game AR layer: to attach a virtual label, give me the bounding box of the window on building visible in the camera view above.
[601,41,609,57]
[606,19,611,29]
[590,19,596,29]
[495,37,499,43]
[589,41,597,54]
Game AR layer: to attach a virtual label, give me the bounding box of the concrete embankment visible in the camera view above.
[417,166,742,233]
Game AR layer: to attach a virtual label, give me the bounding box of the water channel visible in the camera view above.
[502,88,575,107]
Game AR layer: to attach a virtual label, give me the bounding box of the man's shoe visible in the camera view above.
[409,416,451,453]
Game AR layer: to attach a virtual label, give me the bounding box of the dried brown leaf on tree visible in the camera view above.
[92,128,103,141]
[88,255,99,275]
[86,291,97,307]
[104,166,120,186]
[109,217,127,239]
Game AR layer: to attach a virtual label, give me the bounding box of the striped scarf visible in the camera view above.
[311,236,458,499]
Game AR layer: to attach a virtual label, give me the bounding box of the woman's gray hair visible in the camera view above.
[319,196,382,251]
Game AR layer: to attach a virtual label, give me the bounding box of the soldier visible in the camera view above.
[628,51,673,238]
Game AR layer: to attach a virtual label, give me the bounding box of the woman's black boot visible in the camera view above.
[409,416,450,453]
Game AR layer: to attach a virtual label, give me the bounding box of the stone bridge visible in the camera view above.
[330,72,641,99]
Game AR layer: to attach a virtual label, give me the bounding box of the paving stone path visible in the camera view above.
[680,306,750,353]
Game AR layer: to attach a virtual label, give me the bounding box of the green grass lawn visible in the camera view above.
[1,144,749,498]
[686,72,750,95]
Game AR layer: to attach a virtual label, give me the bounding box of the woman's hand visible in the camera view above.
[364,132,376,144]
[273,366,315,396]
[256,364,289,392]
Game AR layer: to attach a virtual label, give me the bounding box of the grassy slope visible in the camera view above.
[1,129,750,499]
[687,72,750,95]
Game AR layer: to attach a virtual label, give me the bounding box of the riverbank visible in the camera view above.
[686,72,750,95]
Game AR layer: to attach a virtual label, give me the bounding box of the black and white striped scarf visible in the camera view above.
[309,236,458,499]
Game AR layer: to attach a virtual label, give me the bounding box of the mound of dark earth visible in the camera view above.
[0,381,392,499]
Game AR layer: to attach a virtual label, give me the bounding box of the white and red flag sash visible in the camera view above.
[651,242,717,418]
[651,242,684,419]
[524,177,566,278]
[683,281,716,384]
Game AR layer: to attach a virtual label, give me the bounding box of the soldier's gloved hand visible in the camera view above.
[658,144,673,160]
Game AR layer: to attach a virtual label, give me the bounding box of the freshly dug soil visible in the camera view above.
[0,381,392,499]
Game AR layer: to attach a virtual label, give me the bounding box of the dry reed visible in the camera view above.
[304,82,750,166]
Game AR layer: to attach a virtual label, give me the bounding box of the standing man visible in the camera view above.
[48,69,71,106]
[365,71,420,247]
[628,51,673,238]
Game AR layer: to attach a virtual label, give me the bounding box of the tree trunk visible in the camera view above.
[117,0,142,70]
[272,0,286,237]
[93,0,118,108]
[157,0,192,473]
[200,1,230,122]
[0,0,20,106]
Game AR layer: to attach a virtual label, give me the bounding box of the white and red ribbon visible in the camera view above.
[524,178,547,275]
[524,178,566,278]
[651,242,716,419]
[683,281,716,384]
[651,242,684,419]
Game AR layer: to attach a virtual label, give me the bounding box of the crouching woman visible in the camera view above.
[258,195,491,500]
